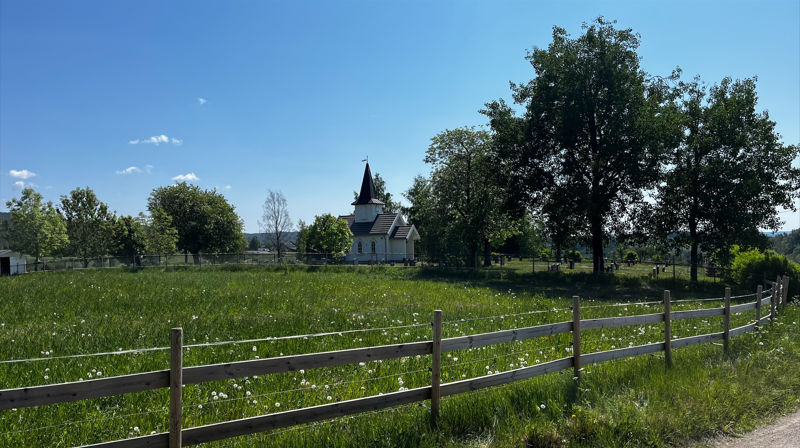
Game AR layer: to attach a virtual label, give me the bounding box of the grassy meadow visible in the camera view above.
[1,265,799,447]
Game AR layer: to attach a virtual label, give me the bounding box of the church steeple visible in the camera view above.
[352,162,385,206]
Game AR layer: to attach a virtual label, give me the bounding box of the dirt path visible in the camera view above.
[708,410,800,448]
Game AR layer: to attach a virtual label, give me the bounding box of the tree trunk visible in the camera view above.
[689,237,699,284]
[590,216,604,274]
[469,243,478,269]
[192,253,201,265]
[483,240,491,267]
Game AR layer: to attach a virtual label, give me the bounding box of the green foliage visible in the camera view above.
[147,182,245,255]
[652,76,800,282]
[306,213,353,256]
[3,187,68,260]
[567,250,582,263]
[418,127,514,266]
[484,18,668,273]
[248,235,260,251]
[624,250,639,263]
[111,215,145,258]
[60,186,116,266]
[726,247,800,298]
[772,229,800,263]
[353,172,401,213]
[138,208,179,255]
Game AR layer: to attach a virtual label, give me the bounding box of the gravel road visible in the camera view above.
[709,410,800,448]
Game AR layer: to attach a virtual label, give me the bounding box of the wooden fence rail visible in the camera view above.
[0,282,788,448]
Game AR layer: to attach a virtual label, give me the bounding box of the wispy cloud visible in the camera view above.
[144,164,154,174]
[9,169,36,180]
[198,97,207,105]
[129,134,182,146]
[172,173,199,182]
[116,166,142,175]
[224,185,232,190]
[12,181,36,189]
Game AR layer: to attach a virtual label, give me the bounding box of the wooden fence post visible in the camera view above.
[755,285,763,328]
[572,296,581,381]
[770,282,778,323]
[664,290,672,368]
[723,287,731,353]
[431,310,442,425]
[170,328,183,448]
[782,276,790,308]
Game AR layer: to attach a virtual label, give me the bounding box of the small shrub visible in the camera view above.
[726,248,800,299]
[567,250,582,263]
[624,250,638,263]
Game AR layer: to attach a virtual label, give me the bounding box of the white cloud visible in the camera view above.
[144,164,154,173]
[172,173,199,182]
[198,97,207,105]
[13,181,25,189]
[9,169,36,179]
[129,134,182,146]
[116,166,142,175]
[224,185,232,190]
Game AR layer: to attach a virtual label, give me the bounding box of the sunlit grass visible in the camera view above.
[0,267,797,447]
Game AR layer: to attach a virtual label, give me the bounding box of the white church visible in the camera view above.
[339,163,420,263]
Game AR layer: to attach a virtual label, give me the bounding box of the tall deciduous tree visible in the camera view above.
[4,188,68,265]
[147,182,245,261]
[485,18,669,273]
[258,190,293,260]
[653,76,800,282]
[424,127,512,267]
[60,187,116,267]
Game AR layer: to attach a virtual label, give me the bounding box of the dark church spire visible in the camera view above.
[352,162,385,205]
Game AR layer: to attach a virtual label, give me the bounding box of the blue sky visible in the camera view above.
[1,0,798,232]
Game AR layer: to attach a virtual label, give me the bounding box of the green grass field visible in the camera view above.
[1,266,798,447]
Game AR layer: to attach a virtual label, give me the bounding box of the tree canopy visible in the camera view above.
[484,18,670,273]
[651,76,800,281]
[60,187,116,266]
[3,188,68,261]
[147,182,245,255]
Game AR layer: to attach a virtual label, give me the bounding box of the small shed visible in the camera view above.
[0,250,27,276]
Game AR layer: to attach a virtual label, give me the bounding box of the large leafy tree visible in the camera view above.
[353,172,401,213]
[4,188,68,264]
[306,213,352,256]
[60,187,116,267]
[147,182,245,260]
[484,18,669,273]
[423,127,513,267]
[653,76,800,282]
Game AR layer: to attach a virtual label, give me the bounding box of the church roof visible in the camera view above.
[338,213,398,236]
[390,225,413,239]
[351,163,385,206]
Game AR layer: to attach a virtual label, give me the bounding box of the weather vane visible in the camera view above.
[362,155,368,163]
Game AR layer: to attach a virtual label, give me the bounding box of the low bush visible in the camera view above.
[726,248,800,299]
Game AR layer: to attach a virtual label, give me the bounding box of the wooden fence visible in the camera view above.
[0,276,792,448]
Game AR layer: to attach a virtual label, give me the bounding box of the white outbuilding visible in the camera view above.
[339,163,420,263]
[0,250,27,276]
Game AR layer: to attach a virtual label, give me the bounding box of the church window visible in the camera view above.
[371,241,376,253]
[357,241,363,254]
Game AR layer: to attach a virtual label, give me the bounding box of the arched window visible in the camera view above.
[371,241,376,253]
[357,241,363,254]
